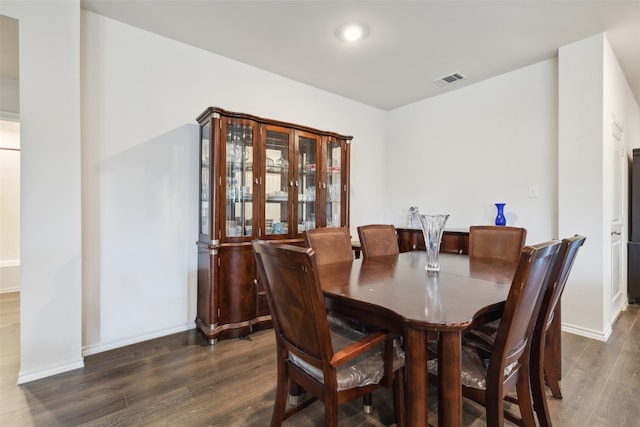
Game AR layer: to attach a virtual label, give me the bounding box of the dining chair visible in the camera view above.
[357,224,400,258]
[427,240,561,427]
[468,225,527,263]
[529,235,585,427]
[252,241,405,427]
[304,226,378,358]
[464,235,585,427]
[303,227,354,265]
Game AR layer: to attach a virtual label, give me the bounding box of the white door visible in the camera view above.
[610,120,625,320]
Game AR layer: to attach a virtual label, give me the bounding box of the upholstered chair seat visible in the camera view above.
[428,342,517,390]
[290,318,404,391]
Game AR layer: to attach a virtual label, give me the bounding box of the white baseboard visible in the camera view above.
[0,259,20,268]
[82,322,195,357]
[0,261,20,294]
[17,358,85,385]
[562,322,611,342]
[15,323,196,383]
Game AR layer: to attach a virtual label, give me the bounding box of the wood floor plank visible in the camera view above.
[79,386,195,427]
[544,364,606,427]
[589,377,640,426]
[608,338,640,387]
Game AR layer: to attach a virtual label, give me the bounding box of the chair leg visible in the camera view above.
[288,381,306,405]
[270,360,289,427]
[515,370,537,427]
[530,335,554,427]
[325,392,339,427]
[532,354,553,427]
[485,392,505,427]
[544,338,563,399]
[363,393,373,414]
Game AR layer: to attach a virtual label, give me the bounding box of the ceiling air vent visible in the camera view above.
[433,72,466,87]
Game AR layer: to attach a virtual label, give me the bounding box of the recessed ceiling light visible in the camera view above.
[337,23,369,42]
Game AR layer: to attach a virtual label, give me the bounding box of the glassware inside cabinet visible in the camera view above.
[264,129,291,235]
[225,122,254,238]
[297,134,317,233]
[200,123,211,236]
[325,141,342,228]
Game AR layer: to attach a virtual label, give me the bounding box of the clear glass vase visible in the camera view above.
[419,214,450,271]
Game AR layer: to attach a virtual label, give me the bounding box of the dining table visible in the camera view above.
[318,251,519,427]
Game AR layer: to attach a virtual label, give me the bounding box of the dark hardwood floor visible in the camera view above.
[1,291,639,426]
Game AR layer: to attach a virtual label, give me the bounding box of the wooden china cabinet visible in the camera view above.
[195,107,352,343]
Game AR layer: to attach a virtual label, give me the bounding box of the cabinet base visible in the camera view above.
[195,315,273,345]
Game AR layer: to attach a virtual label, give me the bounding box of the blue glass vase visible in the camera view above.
[495,203,506,226]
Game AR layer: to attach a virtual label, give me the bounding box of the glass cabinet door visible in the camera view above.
[325,139,343,228]
[200,122,211,237]
[296,131,320,233]
[224,120,254,238]
[263,126,291,236]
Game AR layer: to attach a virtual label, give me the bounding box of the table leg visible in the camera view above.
[438,331,462,427]
[404,327,428,426]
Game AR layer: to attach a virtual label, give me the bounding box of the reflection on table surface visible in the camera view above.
[319,252,516,329]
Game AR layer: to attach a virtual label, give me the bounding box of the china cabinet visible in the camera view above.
[195,107,352,343]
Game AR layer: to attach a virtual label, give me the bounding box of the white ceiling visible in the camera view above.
[4,1,640,110]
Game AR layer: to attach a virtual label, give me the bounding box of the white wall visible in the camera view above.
[386,60,558,245]
[0,0,83,383]
[559,34,640,341]
[80,11,388,354]
[558,35,607,339]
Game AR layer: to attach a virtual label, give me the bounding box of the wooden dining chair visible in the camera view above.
[303,227,354,265]
[464,235,585,427]
[468,225,527,263]
[252,241,405,427]
[530,235,585,427]
[304,225,379,371]
[428,240,561,427]
[357,224,400,258]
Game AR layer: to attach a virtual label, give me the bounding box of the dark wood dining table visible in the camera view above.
[318,251,518,427]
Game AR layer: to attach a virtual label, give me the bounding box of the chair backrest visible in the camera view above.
[469,225,527,263]
[488,240,561,385]
[538,235,586,333]
[357,224,400,258]
[252,241,333,369]
[304,227,354,265]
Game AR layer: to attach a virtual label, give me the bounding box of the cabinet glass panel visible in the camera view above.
[200,123,210,236]
[264,130,290,235]
[298,135,317,233]
[326,140,342,227]
[225,123,253,238]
